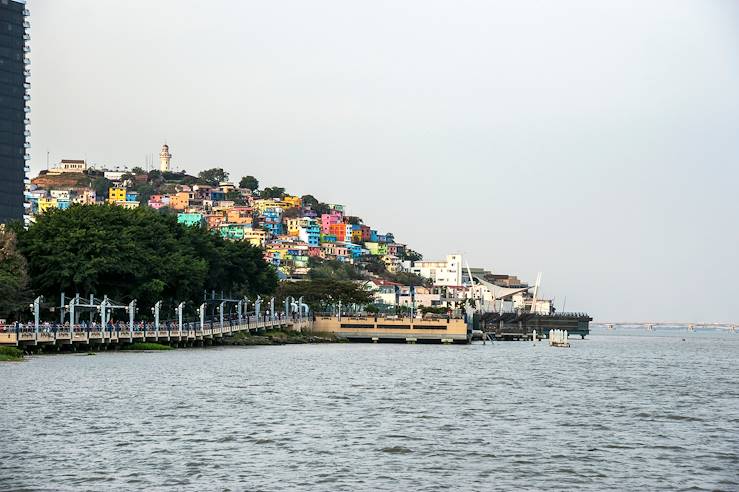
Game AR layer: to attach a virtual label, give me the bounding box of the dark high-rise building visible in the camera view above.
[0,0,29,224]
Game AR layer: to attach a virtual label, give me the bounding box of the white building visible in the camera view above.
[405,254,464,286]
[48,159,86,175]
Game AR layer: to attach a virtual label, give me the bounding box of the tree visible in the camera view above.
[133,183,156,204]
[91,177,113,200]
[345,215,363,225]
[0,226,32,321]
[301,194,319,209]
[308,258,364,281]
[225,190,246,205]
[198,168,229,186]
[15,205,277,313]
[147,170,163,185]
[401,248,423,262]
[131,166,146,175]
[239,175,259,191]
[276,279,373,312]
[313,202,331,216]
[282,207,302,219]
[261,186,285,199]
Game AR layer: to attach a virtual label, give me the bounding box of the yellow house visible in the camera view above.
[244,229,268,247]
[38,197,58,213]
[285,218,302,236]
[108,187,126,204]
[253,199,282,214]
[282,195,302,209]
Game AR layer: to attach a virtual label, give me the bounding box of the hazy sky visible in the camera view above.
[28,0,739,322]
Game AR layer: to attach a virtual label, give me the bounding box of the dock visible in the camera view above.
[313,314,469,344]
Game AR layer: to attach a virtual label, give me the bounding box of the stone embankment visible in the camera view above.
[223,330,345,346]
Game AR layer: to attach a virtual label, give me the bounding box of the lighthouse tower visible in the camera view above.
[159,143,172,172]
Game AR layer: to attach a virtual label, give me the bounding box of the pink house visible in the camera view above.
[320,211,343,234]
[147,194,170,210]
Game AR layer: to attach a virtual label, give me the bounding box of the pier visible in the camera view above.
[0,316,311,349]
[313,314,469,344]
[0,293,312,350]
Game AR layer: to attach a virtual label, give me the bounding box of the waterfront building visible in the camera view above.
[407,254,464,287]
[0,0,29,224]
[159,143,171,172]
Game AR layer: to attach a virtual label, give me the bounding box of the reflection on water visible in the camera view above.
[1,329,738,491]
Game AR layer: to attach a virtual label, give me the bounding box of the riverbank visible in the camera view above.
[222,330,346,346]
[0,346,24,361]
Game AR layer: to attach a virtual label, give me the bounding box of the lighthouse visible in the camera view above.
[160,143,172,172]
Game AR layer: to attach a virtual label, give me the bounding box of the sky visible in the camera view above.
[28,0,739,323]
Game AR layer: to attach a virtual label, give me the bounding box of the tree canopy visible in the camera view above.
[239,175,259,191]
[197,168,229,186]
[15,205,277,315]
[261,186,285,199]
[276,279,374,312]
[0,226,32,320]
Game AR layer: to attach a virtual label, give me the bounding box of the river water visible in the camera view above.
[1,329,738,491]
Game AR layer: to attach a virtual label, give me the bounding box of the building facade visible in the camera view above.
[0,0,29,223]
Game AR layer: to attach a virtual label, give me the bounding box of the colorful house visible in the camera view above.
[108,187,126,204]
[177,213,205,228]
[320,211,343,234]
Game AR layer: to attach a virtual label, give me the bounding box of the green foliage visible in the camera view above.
[282,207,302,219]
[301,194,319,209]
[308,258,364,281]
[419,305,449,315]
[388,271,430,287]
[198,168,229,186]
[122,342,173,351]
[131,166,146,175]
[91,176,113,199]
[16,205,277,314]
[261,186,285,199]
[0,346,24,361]
[313,202,331,216]
[345,216,363,225]
[239,175,259,191]
[225,190,246,205]
[147,170,163,182]
[132,182,156,204]
[277,279,374,312]
[0,227,32,321]
[401,248,423,262]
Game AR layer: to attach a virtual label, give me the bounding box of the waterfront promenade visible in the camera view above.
[0,315,311,349]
